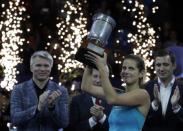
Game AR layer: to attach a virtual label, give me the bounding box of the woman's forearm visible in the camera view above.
[81,67,92,92]
[98,67,117,104]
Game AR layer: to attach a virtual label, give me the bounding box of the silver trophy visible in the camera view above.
[75,13,116,68]
[87,13,116,56]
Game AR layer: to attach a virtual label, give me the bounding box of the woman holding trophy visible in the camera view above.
[81,52,150,131]
[75,13,150,131]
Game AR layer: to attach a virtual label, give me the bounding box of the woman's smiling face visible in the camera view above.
[121,59,142,85]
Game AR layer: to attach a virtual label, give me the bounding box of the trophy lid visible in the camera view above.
[88,13,116,45]
[92,13,116,29]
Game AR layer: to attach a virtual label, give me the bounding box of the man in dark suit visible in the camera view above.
[64,68,111,131]
[143,49,183,131]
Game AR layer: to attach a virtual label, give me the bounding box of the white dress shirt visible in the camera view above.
[152,77,175,115]
[159,77,174,115]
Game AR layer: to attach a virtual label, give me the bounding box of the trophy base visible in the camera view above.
[75,47,104,69]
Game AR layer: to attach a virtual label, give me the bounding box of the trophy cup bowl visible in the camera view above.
[75,13,116,69]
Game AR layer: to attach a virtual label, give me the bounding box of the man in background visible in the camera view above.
[10,51,69,131]
[64,68,111,131]
[143,49,183,131]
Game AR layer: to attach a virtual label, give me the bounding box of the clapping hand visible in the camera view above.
[47,89,62,108]
[90,104,105,121]
[171,86,180,107]
[153,84,161,106]
[38,90,50,111]
[38,89,61,111]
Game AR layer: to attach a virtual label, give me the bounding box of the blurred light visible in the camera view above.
[55,0,88,74]
[0,1,26,91]
[121,0,159,80]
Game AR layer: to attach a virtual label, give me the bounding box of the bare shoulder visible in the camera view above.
[139,89,150,98]
[139,89,150,103]
[132,89,150,99]
[136,89,150,117]
[122,89,150,105]
[131,89,150,105]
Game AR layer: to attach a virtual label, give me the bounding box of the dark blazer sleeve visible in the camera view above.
[98,101,111,131]
[173,80,183,123]
[47,86,69,128]
[10,83,38,125]
[65,95,92,131]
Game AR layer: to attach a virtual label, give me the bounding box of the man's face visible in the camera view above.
[155,55,176,81]
[92,69,101,86]
[30,57,52,81]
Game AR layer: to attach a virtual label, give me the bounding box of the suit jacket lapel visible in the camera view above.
[84,93,94,107]
[26,79,39,104]
[165,81,177,117]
